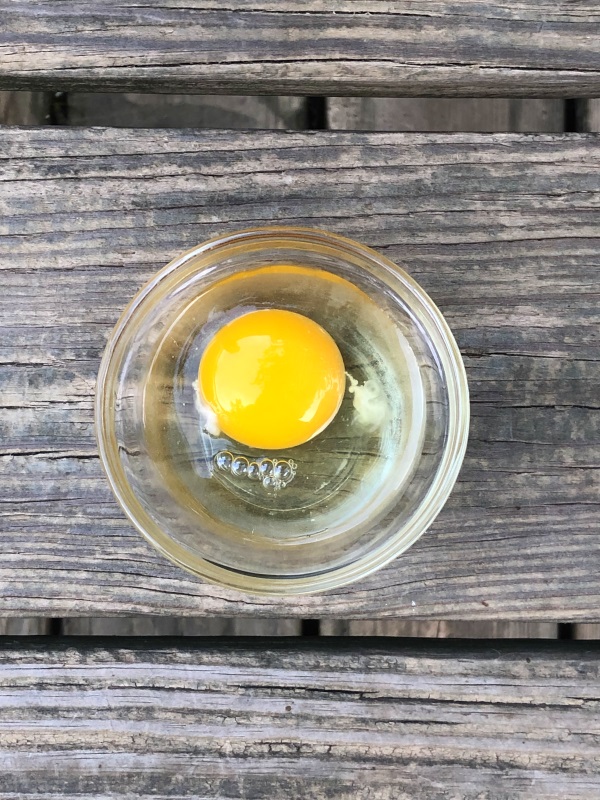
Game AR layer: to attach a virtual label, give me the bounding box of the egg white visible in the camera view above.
[346,372,388,430]
[192,377,221,438]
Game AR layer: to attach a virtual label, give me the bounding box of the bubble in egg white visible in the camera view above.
[215,450,233,472]
[247,462,261,481]
[231,456,249,477]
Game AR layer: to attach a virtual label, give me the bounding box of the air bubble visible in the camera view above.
[231,456,249,477]
[274,461,293,482]
[213,451,297,492]
[262,475,282,491]
[259,459,274,478]
[247,462,260,481]
[215,450,233,471]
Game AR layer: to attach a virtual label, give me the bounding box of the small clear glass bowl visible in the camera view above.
[96,227,469,594]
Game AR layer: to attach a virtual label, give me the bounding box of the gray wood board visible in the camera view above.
[586,100,600,133]
[65,93,308,129]
[0,90,49,125]
[321,620,558,638]
[1,127,599,619]
[573,101,599,641]
[328,97,566,132]
[0,618,50,634]
[1,1,600,97]
[575,625,600,640]
[63,617,300,635]
[1,638,600,798]
[0,92,52,636]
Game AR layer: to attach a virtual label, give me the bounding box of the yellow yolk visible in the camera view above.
[198,309,345,450]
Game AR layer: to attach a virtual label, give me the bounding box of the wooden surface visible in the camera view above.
[571,103,600,641]
[1,637,600,798]
[1,127,598,619]
[586,101,600,132]
[0,91,49,125]
[575,625,600,640]
[0,618,50,634]
[63,617,300,635]
[65,93,308,129]
[321,620,558,638]
[1,1,600,97]
[0,92,52,636]
[328,97,565,132]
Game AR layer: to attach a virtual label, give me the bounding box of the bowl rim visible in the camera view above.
[95,226,470,595]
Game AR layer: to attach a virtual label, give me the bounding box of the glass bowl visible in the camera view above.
[96,227,469,594]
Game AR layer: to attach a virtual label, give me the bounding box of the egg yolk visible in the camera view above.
[198,309,345,450]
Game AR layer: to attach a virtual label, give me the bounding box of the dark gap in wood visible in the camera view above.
[557,623,574,640]
[306,97,327,130]
[48,91,69,125]
[563,99,583,132]
[48,618,63,636]
[301,619,320,637]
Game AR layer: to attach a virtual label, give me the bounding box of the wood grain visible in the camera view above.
[0,91,52,636]
[0,127,598,619]
[572,101,599,642]
[1,638,600,798]
[1,1,600,97]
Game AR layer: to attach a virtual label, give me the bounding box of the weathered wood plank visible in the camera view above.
[1,1,600,97]
[328,97,565,132]
[0,619,51,634]
[573,101,599,643]
[586,101,600,132]
[0,91,53,636]
[66,93,307,129]
[0,90,49,125]
[575,625,600,640]
[322,620,558,638]
[63,617,300,635]
[1,638,600,798]
[0,127,598,619]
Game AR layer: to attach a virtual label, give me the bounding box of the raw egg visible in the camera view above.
[198,309,345,449]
